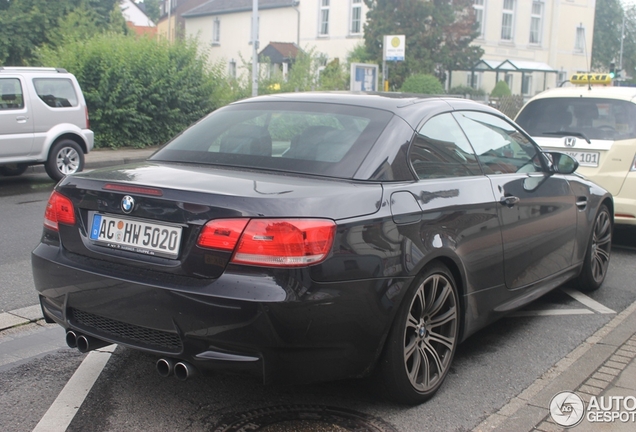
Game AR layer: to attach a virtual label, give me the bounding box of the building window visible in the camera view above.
[466,72,482,89]
[228,60,236,79]
[474,0,485,38]
[558,70,567,85]
[350,0,362,35]
[505,73,513,90]
[522,75,533,95]
[575,25,586,52]
[319,0,330,36]
[501,0,515,41]
[212,18,220,45]
[529,1,543,44]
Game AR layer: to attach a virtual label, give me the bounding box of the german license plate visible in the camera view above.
[90,214,182,259]
[564,151,600,167]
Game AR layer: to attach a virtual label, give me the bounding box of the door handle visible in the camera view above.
[576,197,587,210]
[16,116,28,123]
[500,195,520,207]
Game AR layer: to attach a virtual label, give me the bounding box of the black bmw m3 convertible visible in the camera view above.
[32,93,613,404]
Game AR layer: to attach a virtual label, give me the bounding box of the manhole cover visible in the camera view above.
[214,405,399,432]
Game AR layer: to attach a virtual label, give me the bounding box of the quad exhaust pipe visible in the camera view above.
[156,358,197,381]
[65,330,111,353]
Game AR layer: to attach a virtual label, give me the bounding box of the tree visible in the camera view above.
[140,0,161,23]
[363,0,483,89]
[0,0,78,65]
[490,80,511,97]
[0,0,125,66]
[591,0,624,72]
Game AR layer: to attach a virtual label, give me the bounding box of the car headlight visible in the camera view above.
[632,154,636,172]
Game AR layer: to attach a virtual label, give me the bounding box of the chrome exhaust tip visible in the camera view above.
[156,358,175,378]
[65,330,78,349]
[76,334,110,353]
[174,361,196,381]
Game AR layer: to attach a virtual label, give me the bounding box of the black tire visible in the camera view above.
[575,204,612,292]
[45,139,84,182]
[378,262,460,405]
[0,163,28,176]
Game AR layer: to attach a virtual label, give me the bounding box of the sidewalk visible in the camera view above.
[474,299,636,432]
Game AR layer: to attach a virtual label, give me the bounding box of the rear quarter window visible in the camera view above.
[516,97,636,140]
[33,78,78,108]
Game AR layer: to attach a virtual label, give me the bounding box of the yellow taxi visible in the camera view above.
[516,74,636,225]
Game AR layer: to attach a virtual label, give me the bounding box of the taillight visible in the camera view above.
[44,191,76,231]
[631,154,636,172]
[196,218,336,267]
[85,106,90,129]
[233,219,335,267]
[197,219,249,251]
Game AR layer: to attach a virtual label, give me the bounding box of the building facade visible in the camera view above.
[157,0,209,42]
[120,0,156,36]
[183,0,368,79]
[455,0,596,97]
[176,0,596,97]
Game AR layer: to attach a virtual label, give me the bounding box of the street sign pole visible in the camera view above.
[383,35,405,91]
[251,0,259,97]
[383,36,387,91]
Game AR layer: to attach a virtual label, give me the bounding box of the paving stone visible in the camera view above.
[591,372,614,382]
[598,366,620,376]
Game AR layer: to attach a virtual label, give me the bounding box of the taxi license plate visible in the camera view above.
[90,214,182,259]
[564,151,600,167]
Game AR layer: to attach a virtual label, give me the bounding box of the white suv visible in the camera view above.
[0,67,94,181]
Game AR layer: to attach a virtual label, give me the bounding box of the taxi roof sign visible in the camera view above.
[570,74,613,85]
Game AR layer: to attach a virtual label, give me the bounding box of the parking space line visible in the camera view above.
[32,345,116,432]
[561,287,616,314]
[509,309,594,317]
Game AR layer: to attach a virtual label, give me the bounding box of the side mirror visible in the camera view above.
[546,152,579,174]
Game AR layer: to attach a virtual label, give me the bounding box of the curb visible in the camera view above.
[0,305,44,332]
[28,147,158,175]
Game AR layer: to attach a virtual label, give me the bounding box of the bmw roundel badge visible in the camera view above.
[121,195,135,214]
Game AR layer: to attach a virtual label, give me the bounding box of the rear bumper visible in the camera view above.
[83,129,94,153]
[32,242,408,384]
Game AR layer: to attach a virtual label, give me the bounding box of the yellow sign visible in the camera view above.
[570,74,612,85]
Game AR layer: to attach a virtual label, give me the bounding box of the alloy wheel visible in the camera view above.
[403,273,458,392]
[590,208,612,283]
[56,146,81,175]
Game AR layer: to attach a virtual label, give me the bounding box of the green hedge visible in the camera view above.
[400,74,445,94]
[39,33,222,148]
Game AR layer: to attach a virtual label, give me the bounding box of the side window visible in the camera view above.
[410,113,482,179]
[33,78,78,108]
[453,111,541,175]
[0,78,24,110]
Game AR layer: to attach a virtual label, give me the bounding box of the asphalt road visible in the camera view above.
[1,169,636,431]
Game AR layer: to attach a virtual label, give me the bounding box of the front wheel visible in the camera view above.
[378,262,460,405]
[45,139,84,182]
[575,204,612,292]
